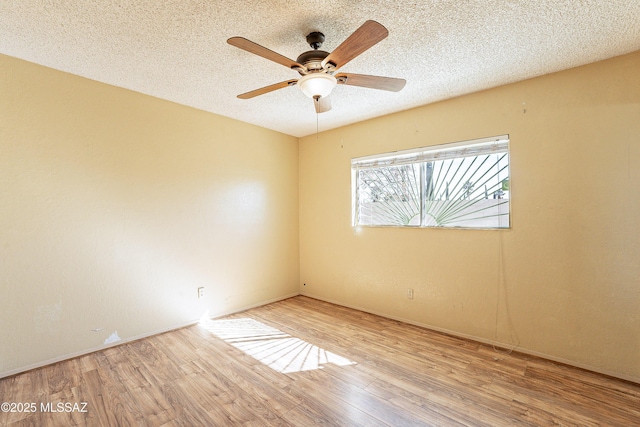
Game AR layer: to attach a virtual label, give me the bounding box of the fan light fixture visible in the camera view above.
[298,73,337,98]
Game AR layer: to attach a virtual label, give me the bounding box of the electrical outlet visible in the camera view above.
[197,287,204,298]
[407,288,414,299]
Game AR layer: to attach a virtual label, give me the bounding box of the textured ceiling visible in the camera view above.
[1,1,639,137]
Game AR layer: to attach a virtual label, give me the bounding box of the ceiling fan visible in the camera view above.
[227,20,406,113]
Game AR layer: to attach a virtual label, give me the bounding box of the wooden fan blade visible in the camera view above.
[228,37,305,70]
[321,20,388,70]
[237,79,298,99]
[313,95,332,113]
[336,73,406,92]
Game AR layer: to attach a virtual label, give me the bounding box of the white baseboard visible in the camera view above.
[301,292,640,385]
[0,292,300,379]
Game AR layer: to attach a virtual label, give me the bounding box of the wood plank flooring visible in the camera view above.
[1,296,639,426]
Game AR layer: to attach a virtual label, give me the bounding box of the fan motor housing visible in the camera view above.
[296,50,330,71]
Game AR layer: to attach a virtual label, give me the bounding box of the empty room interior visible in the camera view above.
[1,1,639,426]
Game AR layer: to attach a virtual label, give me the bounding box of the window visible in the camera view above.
[352,135,510,229]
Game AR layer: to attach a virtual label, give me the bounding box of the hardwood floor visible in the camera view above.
[1,296,639,426]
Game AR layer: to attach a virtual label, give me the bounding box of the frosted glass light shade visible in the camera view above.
[298,73,337,98]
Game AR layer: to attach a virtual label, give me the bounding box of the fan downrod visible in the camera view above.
[306,32,325,49]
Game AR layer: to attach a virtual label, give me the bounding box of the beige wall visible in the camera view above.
[0,54,299,376]
[2,50,638,382]
[299,51,640,382]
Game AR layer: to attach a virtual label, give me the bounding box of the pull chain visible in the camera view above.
[313,95,320,139]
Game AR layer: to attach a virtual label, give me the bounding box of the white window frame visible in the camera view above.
[351,135,510,229]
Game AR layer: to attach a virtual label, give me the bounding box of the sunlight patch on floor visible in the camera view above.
[199,317,355,373]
